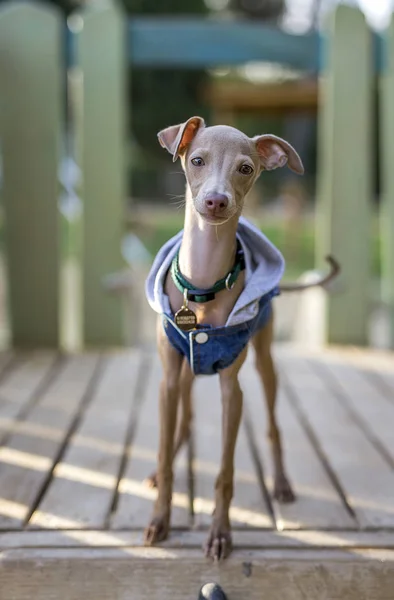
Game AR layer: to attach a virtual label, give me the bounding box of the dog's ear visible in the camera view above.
[158,117,205,162]
[252,134,304,174]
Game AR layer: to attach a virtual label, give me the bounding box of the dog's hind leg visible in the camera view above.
[252,313,295,503]
[146,358,194,488]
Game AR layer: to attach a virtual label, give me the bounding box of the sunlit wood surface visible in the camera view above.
[0,344,394,599]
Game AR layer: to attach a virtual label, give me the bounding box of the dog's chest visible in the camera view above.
[164,271,245,328]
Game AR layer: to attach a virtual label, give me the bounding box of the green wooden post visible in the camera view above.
[0,3,62,348]
[380,19,394,349]
[316,6,373,346]
[59,69,84,353]
[71,0,126,346]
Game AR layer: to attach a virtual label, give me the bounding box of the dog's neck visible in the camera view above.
[178,185,240,289]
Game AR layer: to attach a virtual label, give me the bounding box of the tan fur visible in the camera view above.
[145,118,302,560]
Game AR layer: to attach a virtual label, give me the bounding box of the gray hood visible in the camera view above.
[145,216,285,326]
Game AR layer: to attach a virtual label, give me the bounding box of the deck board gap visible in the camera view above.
[310,360,394,471]
[360,370,394,407]
[0,353,18,388]
[23,355,106,527]
[187,430,195,526]
[106,353,152,524]
[0,354,63,448]
[242,404,276,528]
[280,372,359,528]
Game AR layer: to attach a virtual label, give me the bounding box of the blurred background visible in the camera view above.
[0,0,393,351]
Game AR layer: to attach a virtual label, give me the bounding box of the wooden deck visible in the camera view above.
[0,344,394,599]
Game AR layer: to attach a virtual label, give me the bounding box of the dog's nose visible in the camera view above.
[205,193,228,213]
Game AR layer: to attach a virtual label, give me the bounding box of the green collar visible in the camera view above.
[170,240,246,303]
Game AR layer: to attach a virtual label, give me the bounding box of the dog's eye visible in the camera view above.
[191,157,205,167]
[239,164,253,175]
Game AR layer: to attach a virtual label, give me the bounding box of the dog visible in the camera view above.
[144,117,339,560]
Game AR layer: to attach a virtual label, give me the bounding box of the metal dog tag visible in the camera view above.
[175,289,197,331]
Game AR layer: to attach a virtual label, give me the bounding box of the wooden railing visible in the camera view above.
[0,1,393,348]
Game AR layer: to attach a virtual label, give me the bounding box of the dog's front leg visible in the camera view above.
[144,321,183,546]
[205,348,247,561]
[146,359,194,488]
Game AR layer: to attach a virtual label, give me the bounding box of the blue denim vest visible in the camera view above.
[162,287,279,376]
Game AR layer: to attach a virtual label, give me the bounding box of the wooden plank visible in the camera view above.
[0,352,13,374]
[129,20,384,73]
[30,351,142,529]
[0,3,62,347]
[1,547,394,600]
[332,346,392,365]
[0,353,57,442]
[274,344,394,404]
[314,358,394,465]
[193,374,273,530]
[3,529,394,550]
[0,353,56,407]
[130,18,319,71]
[322,346,394,371]
[240,358,356,530]
[371,369,394,401]
[111,355,190,529]
[330,348,394,399]
[0,354,99,529]
[278,353,394,528]
[72,3,126,345]
[380,17,394,348]
[277,347,394,399]
[316,5,372,345]
[276,343,393,368]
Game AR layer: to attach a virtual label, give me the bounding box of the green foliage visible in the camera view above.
[123,0,206,15]
[127,0,209,160]
[229,0,285,21]
[130,69,209,161]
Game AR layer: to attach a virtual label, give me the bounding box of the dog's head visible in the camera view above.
[158,116,304,225]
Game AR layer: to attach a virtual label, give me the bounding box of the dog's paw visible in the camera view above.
[204,522,232,561]
[144,512,170,546]
[273,474,296,503]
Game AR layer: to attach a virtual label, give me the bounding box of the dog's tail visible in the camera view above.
[279,256,340,293]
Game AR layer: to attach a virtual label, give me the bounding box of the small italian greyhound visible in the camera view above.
[144,117,339,560]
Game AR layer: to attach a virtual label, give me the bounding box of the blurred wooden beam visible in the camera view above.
[129,19,319,72]
[203,78,318,115]
[129,18,384,74]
